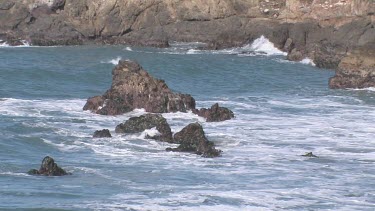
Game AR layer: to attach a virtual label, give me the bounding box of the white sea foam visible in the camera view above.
[141,127,161,138]
[0,40,31,48]
[245,35,287,56]
[349,87,375,92]
[101,56,122,65]
[0,172,30,177]
[125,46,133,51]
[158,36,286,57]
[300,57,316,66]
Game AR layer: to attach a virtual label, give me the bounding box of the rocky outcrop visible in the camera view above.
[93,129,112,138]
[193,103,234,122]
[115,114,173,142]
[329,47,375,89]
[166,123,222,158]
[83,60,195,115]
[28,156,70,176]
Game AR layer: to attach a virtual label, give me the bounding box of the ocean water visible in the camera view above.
[0,39,375,211]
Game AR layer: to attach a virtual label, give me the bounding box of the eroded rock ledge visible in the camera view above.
[83,60,195,115]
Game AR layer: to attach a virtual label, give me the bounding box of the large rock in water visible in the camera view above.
[167,123,222,158]
[115,114,173,142]
[193,103,234,122]
[83,60,196,115]
[329,47,375,89]
[28,156,70,176]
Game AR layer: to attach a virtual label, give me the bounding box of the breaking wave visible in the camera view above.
[101,56,122,65]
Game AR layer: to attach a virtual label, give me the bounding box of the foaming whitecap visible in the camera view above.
[300,57,316,66]
[101,56,122,65]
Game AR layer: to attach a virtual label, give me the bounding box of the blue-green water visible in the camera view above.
[0,43,375,210]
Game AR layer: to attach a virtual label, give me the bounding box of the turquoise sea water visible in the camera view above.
[0,43,374,210]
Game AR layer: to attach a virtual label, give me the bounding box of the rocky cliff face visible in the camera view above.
[1,0,374,88]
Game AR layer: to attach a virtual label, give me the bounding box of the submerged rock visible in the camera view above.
[115,114,173,142]
[83,60,196,115]
[93,129,112,138]
[167,123,222,158]
[28,156,70,176]
[301,152,318,158]
[193,103,234,122]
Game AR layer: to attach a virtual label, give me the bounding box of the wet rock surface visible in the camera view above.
[93,129,112,138]
[28,156,70,176]
[193,103,234,122]
[115,114,173,142]
[167,123,222,158]
[83,60,195,115]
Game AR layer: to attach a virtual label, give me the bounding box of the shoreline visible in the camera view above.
[0,0,374,88]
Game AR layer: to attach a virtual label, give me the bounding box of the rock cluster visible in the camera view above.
[28,156,70,176]
[115,115,222,157]
[83,60,195,115]
[83,60,232,158]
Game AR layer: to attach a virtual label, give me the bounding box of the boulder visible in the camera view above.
[115,114,173,142]
[167,123,222,158]
[329,47,375,89]
[83,60,196,115]
[28,156,70,176]
[93,129,112,138]
[193,103,234,122]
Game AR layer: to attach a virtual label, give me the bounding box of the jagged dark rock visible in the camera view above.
[301,152,318,158]
[115,114,173,142]
[166,123,222,158]
[83,60,196,115]
[193,103,234,122]
[93,129,112,138]
[28,156,70,176]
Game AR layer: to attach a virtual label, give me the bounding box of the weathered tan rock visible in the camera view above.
[329,47,375,89]
[83,60,196,115]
